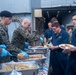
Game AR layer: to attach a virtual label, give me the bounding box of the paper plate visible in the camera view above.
[59,44,74,49]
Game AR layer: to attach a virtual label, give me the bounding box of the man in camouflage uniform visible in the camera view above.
[11,18,39,50]
[0,10,24,63]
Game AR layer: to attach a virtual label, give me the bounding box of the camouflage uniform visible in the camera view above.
[0,24,21,63]
[11,25,39,50]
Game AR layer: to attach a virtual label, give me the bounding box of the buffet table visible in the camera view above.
[0,46,50,75]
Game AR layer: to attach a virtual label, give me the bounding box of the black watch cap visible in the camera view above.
[0,10,12,18]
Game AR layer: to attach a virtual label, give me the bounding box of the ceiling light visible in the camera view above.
[68,11,71,13]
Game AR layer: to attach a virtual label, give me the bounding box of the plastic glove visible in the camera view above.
[25,42,29,47]
[21,51,29,58]
[0,44,6,49]
[24,46,31,51]
[40,37,44,43]
[24,48,29,51]
[0,48,12,57]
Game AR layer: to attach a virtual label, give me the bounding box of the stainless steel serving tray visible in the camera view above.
[26,46,48,54]
[0,69,38,75]
[18,54,46,62]
[0,62,39,75]
[30,46,48,50]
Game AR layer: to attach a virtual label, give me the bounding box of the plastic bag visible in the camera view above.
[9,62,22,75]
[10,69,22,75]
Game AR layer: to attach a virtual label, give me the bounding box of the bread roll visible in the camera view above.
[29,54,42,58]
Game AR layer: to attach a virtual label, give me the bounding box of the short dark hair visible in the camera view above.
[48,21,52,24]
[51,17,58,23]
[52,22,60,27]
[67,27,73,31]
[72,13,76,17]
[0,10,12,18]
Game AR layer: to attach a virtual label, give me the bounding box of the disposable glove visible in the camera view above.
[21,51,29,58]
[40,37,44,43]
[24,45,31,51]
[25,42,29,47]
[24,48,29,51]
[0,44,6,49]
[0,48,12,57]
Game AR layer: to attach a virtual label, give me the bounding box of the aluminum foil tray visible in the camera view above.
[26,46,48,54]
[0,61,39,75]
[18,54,46,62]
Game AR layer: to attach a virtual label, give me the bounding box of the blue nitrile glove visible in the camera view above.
[0,44,6,49]
[24,48,29,51]
[25,42,29,47]
[21,51,29,58]
[24,46,31,51]
[0,48,12,57]
[40,37,44,43]
[24,42,30,51]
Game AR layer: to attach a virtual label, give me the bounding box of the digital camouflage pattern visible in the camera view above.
[11,26,39,50]
[0,24,22,63]
[0,24,21,52]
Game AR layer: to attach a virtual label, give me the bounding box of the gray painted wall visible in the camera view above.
[0,0,31,13]
[31,0,41,9]
[41,0,76,8]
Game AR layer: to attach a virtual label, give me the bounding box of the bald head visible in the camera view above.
[21,18,31,29]
[22,18,31,25]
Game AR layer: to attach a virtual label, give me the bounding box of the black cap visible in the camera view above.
[0,10,12,18]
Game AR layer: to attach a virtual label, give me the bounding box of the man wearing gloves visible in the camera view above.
[0,10,29,63]
[11,18,39,51]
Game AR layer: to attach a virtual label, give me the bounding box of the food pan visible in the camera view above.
[0,69,38,75]
[26,46,48,54]
[18,54,46,62]
[0,61,39,75]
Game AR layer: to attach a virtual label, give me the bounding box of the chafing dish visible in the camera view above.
[26,46,48,54]
[18,54,46,61]
[0,61,39,75]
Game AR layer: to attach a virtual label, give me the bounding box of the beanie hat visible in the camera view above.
[0,10,12,18]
